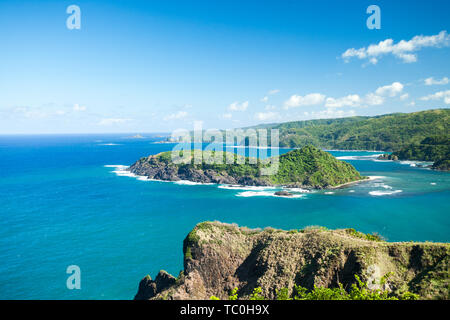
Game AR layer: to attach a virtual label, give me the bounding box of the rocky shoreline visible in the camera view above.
[376,153,448,170]
[128,157,273,186]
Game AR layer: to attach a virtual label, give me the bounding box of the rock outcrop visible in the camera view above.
[135,222,449,300]
[274,191,293,197]
[134,270,176,300]
[377,154,399,161]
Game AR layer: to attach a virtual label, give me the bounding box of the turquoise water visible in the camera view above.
[0,135,449,300]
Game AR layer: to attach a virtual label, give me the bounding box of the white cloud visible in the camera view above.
[284,93,325,109]
[365,93,384,106]
[420,90,450,104]
[163,111,188,121]
[304,108,357,119]
[221,113,232,119]
[12,106,68,119]
[265,105,276,110]
[325,94,361,108]
[375,82,404,97]
[400,93,409,101]
[73,104,86,112]
[228,101,249,111]
[254,111,279,121]
[268,89,280,95]
[342,30,450,64]
[98,118,132,126]
[260,96,269,103]
[13,106,47,119]
[424,77,449,85]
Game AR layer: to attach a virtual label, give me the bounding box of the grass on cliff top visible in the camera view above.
[184,221,385,250]
[186,221,450,246]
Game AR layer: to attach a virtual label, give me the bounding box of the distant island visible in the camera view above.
[129,134,145,139]
[135,221,450,300]
[128,145,366,189]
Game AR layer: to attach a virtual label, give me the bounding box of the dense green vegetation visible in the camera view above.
[270,146,364,186]
[154,145,364,188]
[209,275,418,300]
[432,158,450,171]
[388,135,450,168]
[344,228,385,242]
[244,109,449,151]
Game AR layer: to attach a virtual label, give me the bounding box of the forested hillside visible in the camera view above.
[245,109,449,151]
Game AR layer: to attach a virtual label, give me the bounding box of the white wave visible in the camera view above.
[236,191,303,198]
[367,176,386,181]
[218,185,277,191]
[430,182,437,185]
[104,165,128,169]
[336,154,383,161]
[112,170,137,177]
[324,191,335,195]
[276,194,304,198]
[236,191,274,197]
[399,160,433,167]
[174,180,214,186]
[98,143,122,146]
[373,183,393,189]
[284,187,310,193]
[106,165,215,185]
[369,190,402,196]
[106,164,144,180]
[349,190,355,193]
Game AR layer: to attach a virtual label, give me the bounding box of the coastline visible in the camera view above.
[329,175,382,189]
[107,164,375,192]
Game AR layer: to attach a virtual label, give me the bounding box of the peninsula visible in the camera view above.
[128,145,366,189]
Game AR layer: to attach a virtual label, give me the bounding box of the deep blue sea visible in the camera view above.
[0,134,449,300]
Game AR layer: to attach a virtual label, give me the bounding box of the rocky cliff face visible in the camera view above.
[128,154,269,185]
[135,222,449,300]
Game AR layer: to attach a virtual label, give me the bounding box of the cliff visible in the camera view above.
[128,145,365,189]
[135,222,449,300]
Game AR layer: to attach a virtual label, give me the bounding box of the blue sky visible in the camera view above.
[0,0,449,134]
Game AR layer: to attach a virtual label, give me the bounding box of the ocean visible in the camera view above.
[0,134,449,299]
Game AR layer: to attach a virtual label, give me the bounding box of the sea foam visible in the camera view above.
[369,190,402,196]
[218,185,277,191]
[236,191,304,198]
[174,180,214,186]
[336,154,383,161]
